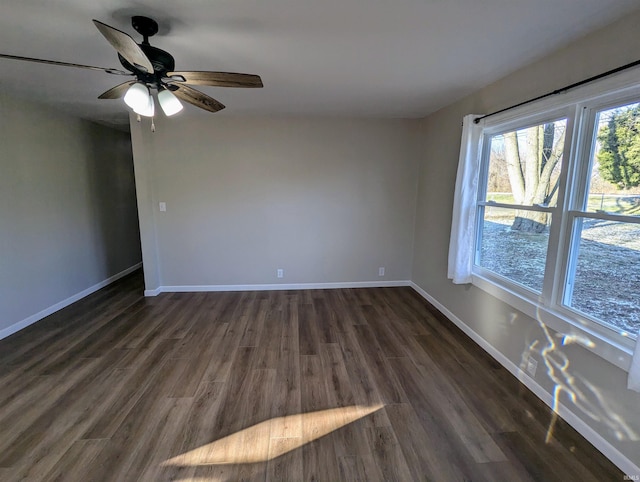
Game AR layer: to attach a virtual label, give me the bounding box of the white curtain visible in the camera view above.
[447,114,485,284]
[628,336,640,392]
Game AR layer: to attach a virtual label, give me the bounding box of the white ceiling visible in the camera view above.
[0,0,638,129]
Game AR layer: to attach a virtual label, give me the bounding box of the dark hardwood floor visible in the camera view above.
[0,270,623,481]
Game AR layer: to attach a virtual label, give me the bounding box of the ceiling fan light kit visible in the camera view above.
[157,87,183,116]
[137,91,155,117]
[124,82,151,112]
[0,15,263,129]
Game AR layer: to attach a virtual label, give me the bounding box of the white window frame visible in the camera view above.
[470,68,640,371]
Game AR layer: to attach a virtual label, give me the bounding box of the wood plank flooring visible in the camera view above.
[0,271,623,481]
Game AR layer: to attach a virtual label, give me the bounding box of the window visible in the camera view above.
[476,119,566,293]
[562,102,640,336]
[470,82,640,355]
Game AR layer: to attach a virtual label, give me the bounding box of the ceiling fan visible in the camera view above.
[0,15,263,119]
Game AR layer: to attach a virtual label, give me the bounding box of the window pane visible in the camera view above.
[477,206,551,292]
[564,218,640,335]
[587,103,640,216]
[485,120,567,208]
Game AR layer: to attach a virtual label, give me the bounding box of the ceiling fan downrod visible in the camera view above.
[131,16,159,45]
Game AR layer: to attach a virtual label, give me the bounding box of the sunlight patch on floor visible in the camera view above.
[162,404,383,467]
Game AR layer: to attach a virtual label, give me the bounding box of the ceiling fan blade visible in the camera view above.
[92,20,154,73]
[167,71,263,88]
[98,81,137,99]
[171,85,225,113]
[0,53,129,75]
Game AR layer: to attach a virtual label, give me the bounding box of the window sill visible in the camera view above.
[471,272,634,372]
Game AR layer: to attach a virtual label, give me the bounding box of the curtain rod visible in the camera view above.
[473,58,640,124]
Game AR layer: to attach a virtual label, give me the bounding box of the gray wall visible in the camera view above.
[412,12,640,466]
[131,115,419,290]
[0,94,142,334]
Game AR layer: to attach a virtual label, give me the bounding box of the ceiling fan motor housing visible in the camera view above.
[118,44,175,86]
[116,16,175,87]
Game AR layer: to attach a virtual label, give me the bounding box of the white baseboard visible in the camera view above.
[144,280,411,296]
[409,281,640,478]
[0,263,142,341]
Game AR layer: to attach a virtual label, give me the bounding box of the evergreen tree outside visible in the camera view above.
[597,104,640,190]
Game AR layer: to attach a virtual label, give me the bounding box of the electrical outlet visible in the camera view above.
[277,269,284,278]
[159,202,166,212]
[526,356,538,377]
[378,267,385,276]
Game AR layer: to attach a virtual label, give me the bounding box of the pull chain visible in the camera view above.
[151,117,156,133]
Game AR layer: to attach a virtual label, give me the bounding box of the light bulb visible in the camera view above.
[158,88,184,116]
[124,83,150,111]
[134,93,155,117]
